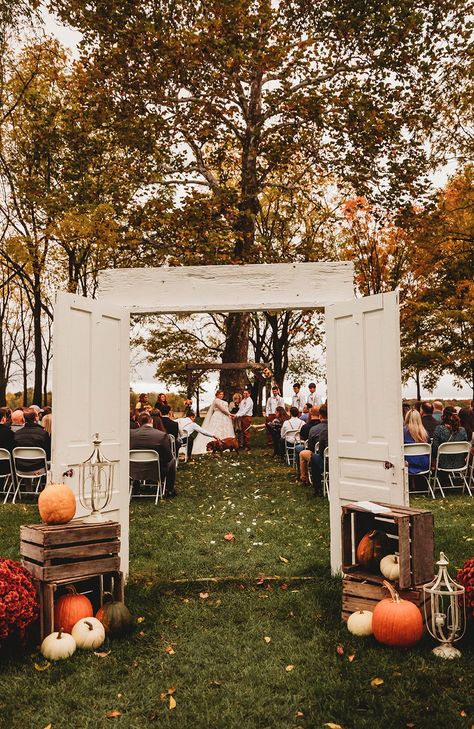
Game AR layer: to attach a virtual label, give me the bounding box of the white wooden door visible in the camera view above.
[326,291,406,574]
[51,292,130,574]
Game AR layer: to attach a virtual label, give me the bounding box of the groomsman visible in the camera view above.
[291,383,306,414]
[265,384,286,445]
[307,382,322,407]
[233,387,253,450]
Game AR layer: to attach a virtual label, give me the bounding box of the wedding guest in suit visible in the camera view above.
[0,408,14,477]
[10,409,25,433]
[420,402,438,440]
[160,404,182,449]
[130,411,176,497]
[13,408,50,472]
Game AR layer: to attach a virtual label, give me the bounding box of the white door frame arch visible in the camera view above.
[52,262,406,576]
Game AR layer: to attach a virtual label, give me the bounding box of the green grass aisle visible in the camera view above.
[0,431,473,728]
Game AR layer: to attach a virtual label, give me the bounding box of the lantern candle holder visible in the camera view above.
[423,552,466,659]
[77,433,115,523]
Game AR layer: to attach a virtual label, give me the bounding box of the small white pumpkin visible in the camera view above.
[347,610,373,636]
[72,617,106,650]
[380,554,400,581]
[41,628,76,660]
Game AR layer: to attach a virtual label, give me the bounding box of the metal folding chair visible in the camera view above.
[403,442,434,498]
[168,434,177,468]
[129,449,166,504]
[11,447,49,503]
[0,448,15,503]
[431,441,471,498]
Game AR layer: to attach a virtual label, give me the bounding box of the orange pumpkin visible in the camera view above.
[38,482,76,525]
[54,585,93,634]
[372,580,423,648]
[356,530,390,572]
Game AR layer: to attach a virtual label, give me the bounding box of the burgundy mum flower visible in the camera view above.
[0,559,39,643]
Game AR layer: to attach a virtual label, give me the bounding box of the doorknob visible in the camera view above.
[384,461,394,470]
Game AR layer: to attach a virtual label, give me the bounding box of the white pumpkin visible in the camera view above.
[380,554,400,581]
[72,617,105,650]
[347,610,373,636]
[41,628,76,660]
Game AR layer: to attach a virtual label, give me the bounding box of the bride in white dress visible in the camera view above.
[192,390,236,454]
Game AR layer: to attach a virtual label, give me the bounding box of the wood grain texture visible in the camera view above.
[98,262,354,314]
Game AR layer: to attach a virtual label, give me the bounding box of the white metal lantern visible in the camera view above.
[423,552,466,659]
[77,433,115,523]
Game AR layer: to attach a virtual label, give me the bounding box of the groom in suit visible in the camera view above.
[232,387,253,451]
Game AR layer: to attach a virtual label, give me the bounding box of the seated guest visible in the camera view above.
[130,409,139,429]
[403,410,430,489]
[294,406,320,477]
[265,385,285,445]
[130,411,177,497]
[279,406,303,457]
[160,404,181,448]
[178,411,217,458]
[402,402,411,422]
[10,409,25,432]
[459,400,474,442]
[268,405,289,456]
[135,393,152,413]
[420,402,438,440]
[432,400,444,422]
[150,408,167,432]
[432,408,468,473]
[154,393,170,416]
[300,403,311,423]
[13,408,51,472]
[0,407,14,477]
[41,410,52,436]
[299,404,328,485]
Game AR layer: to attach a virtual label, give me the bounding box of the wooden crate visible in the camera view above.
[36,571,124,640]
[341,502,434,589]
[342,572,431,625]
[20,520,120,581]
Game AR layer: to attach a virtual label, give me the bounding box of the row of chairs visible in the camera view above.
[129,433,190,504]
[404,440,473,498]
[283,431,330,499]
[0,447,49,503]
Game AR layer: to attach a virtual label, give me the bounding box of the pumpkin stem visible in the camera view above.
[65,584,78,595]
[57,628,64,639]
[382,579,401,603]
[102,591,114,603]
[84,620,93,630]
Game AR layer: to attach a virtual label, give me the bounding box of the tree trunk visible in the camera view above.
[0,330,7,406]
[219,313,251,401]
[32,275,43,406]
[415,370,421,402]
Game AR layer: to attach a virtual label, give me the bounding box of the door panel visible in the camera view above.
[326,291,406,573]
[52,292,130,573]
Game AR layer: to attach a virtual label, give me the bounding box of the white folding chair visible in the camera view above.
[11,447,49,503]
[284,430,301,466]
[168,434,177,467]
[129,449,166,504]
[403,443,434,498]
[0,448,15,503]
[431,441,471,498]
[323,447,330,499]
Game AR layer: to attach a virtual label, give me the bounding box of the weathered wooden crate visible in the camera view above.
[342,572,431,625]
[20,520,120,581]
[341,502,434,589]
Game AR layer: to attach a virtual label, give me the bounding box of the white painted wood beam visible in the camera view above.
[98,262,354,314]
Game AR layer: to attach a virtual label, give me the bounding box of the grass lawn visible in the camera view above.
[0,429,473,729]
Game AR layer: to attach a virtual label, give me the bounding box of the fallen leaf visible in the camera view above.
[285,664,294,672]
[169,696,176,710]
[278,555,289,564]
[406,723,416,728]
[199,592,209,599]
[336,644,344,656]
[209,681,222,688]
[348,655,355,663]
[459,710,467,717]
[94,650,111,658]
[43,724,52,729]
[138,630,145,638]
[256,577,265,585]
[105,710,122,718]
[224,532,235,541]
[137,616,145,624]
[280,583,288,590]
[296,711,304,718]
[165,646,175,655]
[34,661,50,671]
[264,636,271,644]
[160,688,177,699]
[324,724,343,729]
[370,677,384,687]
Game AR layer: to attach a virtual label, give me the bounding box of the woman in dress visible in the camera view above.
[154,393,169,415]
[192,390,235,454]
[403,409,430,489]
[431,407,468,471]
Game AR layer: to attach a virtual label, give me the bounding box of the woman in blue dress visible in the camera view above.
[403,409,430,489]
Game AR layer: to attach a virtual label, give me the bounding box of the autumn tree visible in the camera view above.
[48,0,470,393]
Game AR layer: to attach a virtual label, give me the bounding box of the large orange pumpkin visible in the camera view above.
[356,529,390,572]
[54,585,93,634]
[372,580,423,648]
[38,482,76,525]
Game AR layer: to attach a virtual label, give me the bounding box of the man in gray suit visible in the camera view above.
[130,411,177,497]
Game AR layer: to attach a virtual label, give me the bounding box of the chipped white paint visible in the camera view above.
[52,292,130,574]
[326,291,405,574]
[98,262,354,314]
